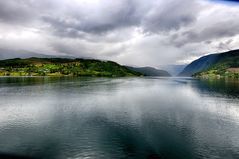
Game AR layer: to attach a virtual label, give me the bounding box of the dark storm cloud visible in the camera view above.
[41,0,144,37]
[40,0,200,38]
[171,20,239,47]
[0,0,34,24]
[142,0,200,33]
[0,0,200,38]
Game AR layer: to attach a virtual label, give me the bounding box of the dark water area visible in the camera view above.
[0,77,239,159]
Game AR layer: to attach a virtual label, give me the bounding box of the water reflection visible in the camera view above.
[0,77,238,159]
[195,78,239,98]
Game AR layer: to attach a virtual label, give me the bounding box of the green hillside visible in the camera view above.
[0,58,142,77]
[194,56,239,79]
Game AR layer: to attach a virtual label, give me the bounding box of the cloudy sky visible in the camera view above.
[0,0,239,66]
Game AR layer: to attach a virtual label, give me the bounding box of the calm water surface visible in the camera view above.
[0,77,239,159]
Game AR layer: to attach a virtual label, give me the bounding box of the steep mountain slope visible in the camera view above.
[179,49,239,76]
[0,58,142,77]
[194,55,239,78]
[126,66,171,77]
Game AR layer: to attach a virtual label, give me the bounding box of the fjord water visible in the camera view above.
[0,77,239,159]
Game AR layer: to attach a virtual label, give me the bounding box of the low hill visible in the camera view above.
[0,58,142,77]
[179,49,239,77]
[126,66,171,77]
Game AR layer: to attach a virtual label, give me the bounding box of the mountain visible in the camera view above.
[126,66,171,77]
[179,49,239,77]
[194,53,239,79]
[0,48,75,60]
[0,58,142,77]
[0,49,50,59]
[159,64,186,76]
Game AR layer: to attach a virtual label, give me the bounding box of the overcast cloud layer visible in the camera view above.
[0,0,239,66]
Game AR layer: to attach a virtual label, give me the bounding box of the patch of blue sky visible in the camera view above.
[209,0,239,5]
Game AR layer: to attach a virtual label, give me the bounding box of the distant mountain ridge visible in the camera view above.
[0,48,75,60]
[126,66,171,77]
[179,49,239,76]
[159,64,186,76]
